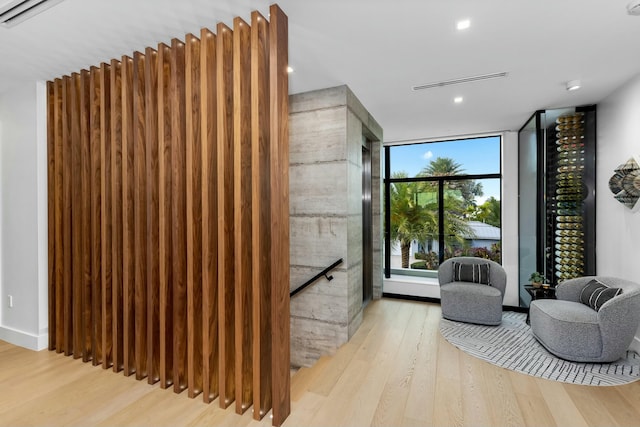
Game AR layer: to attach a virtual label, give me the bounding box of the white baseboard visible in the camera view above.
[0,325,48,351]
[383,275,441,299]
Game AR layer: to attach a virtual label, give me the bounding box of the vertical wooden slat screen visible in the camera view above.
[89,66,103,366]
[185,32,204,399]
[200,27,218,405]
[171,37,188,394]
[110,60,124,372]
[251,11,272,420]
[121,55,135,377]
[100,63,113,370]
[145,47,161,386]
[47,5,290,425]
[47,80,56,352]
[80,69,92,364]
[233,16,253,415]
[157,42,174,390]
[216,21,235,410]
[70,73,82,360]
[269,5,291,425]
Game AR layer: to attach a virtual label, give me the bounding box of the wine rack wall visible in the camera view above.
[544,107,597,285]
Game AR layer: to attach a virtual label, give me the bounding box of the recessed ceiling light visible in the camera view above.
[287,66,294,73]
[566,80,581,91]
[454,96,463,103]
[456,19,470,30]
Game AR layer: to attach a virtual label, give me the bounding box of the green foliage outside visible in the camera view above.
[389,156,501,269]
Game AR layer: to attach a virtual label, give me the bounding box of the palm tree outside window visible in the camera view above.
[384,136,502,279]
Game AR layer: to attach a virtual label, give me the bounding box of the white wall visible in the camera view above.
[596,72,640,352]
[0,81,48,350]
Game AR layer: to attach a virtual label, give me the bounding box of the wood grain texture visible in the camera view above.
[79,69,93,363]
[216,22,235,409]
[233,16,253,415]
[133,51,148,380]
[250,11,272,420]
[70,72,82,359]
[145,47,160,385]
[100,62,113,370]
[185,32,203,399]
[89,66,103,365]
[268,5,290,425]
[53,78,64,354]
[62,75,73,357]
[170,37,188,394]
[121,55,136,377]
[46,13,291,424]
[110,59,124,372]
[157,42,174,390]
[200,27,219,405]
[46,80,56,352]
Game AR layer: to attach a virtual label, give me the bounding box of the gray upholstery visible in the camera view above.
[530,276,640,363]
[438,257,507,325]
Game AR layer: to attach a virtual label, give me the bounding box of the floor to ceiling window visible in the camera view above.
[384,136,502,282]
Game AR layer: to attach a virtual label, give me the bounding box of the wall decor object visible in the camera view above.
[608,156,640,212]
[46,4,290,425]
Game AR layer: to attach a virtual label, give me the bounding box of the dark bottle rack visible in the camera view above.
[518,106,596,302]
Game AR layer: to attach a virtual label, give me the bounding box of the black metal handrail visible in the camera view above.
[290,258,343,297]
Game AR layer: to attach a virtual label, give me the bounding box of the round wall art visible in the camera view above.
[608,156,640,211]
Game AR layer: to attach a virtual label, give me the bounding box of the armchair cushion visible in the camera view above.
[579,279,623,311]
[452,261,490,285]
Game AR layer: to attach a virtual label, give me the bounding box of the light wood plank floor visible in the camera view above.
[2,298,640,426]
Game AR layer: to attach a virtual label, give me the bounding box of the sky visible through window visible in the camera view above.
[389,136,501,204]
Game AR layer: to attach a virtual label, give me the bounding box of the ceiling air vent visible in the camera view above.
[412,71,508,91]
[0,0,65,28]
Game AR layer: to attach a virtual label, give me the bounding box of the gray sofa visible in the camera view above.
[438,257,507,325]
[530,276,640,363]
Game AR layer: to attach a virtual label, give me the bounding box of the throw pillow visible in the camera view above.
[579,279,623,311]
[452,261,490,285]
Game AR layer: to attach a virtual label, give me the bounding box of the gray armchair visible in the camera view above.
[530,276,640,363]
[438,257,507,325]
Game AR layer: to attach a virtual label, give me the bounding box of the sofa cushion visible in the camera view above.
[452,261,490,285]
[579,279,623,311]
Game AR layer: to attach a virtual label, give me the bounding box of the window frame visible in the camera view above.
[384,137,502,279]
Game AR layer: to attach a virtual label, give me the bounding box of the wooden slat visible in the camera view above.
[121,55,136,377]
[200,27,218,404]
[171,37,188,394]
[250,11,271,420]
[70,72,83,360]
[62,75,73,357]
[133,51,148,380]
[157,42,174,390]
[216,22,235,409]
[185,32,203,399]
[100,62,113,370]
[79,69,93,363]
[233,16,253,415]
[269,5,290,426]
[89,66,103,365]
[53,78,64,354]
[110,59,124,372]
[145,47,160,385]
[46,80,56,352]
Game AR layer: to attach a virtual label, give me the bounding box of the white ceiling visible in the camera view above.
[2,0,640,142]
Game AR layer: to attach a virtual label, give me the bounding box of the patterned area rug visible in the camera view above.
[440,311,640,386]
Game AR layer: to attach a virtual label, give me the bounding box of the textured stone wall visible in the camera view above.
[289,86,382,367]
